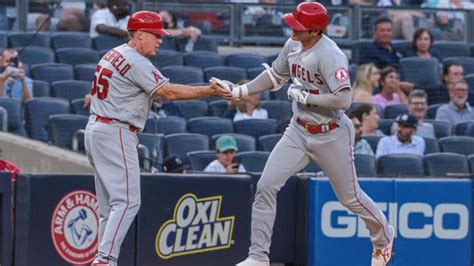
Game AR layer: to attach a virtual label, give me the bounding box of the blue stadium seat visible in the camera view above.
[267,54,278,64]
[143,116,186,135]
[138,133,164,170]
[174,100,208,120]
[378,119,394,136]
[247,66,265,79]
[234,119,278,140]
[423,137,440,155]
[187,116,233,138]
[51,80,91,102]
[31,63,74,83]
[0,32,7,47]
[187,150,216,172]
[75,64,96,81]
[443,57,474,76]
[261,100,292,124]
[468,154,474,173]
[302,162,322,173]
[466,124,474,137]
[258,133,282,152]
[361,135,383,153]
[354,154,377,177]
[17,47,55,65]
[51,32,92,49]
[433,41,470,59]
[270,83,290,101]
[71,98,90,116]
[453,121,474,136]
[377,154,425,177]
[350,39,372,64]
[32,80,50,97]
[92,34,124,51]
[24,97,70,142]
[226,53,266,69]
[426,104,443,120]
[424,119,452,139]
[47,114,88,149]
[204,66,247,84]
[193,36,218,52]
[237,151,269,173]
[425,152,470,177]
[0,98,26,136]
[56,48,101,66]
[439,136,474,155]
[383,104,408,119]
[392,40,411,56]
[183,51,223,69]
[164,133,209,163]
[471,44,474,57]
[161,66,204,84]
[399,57,441,88]
[151,50,183,68]
[9,32,50,48]
[349,64,357,83]
[160,37,178,51]
[211,133,256,152]
[208,100,229,117]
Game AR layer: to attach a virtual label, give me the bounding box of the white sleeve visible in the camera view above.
[271,39,293,80]
[128,59,169,96]
[319,54,351,93]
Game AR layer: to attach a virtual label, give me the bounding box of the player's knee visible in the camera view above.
[338,197,358,210]
[129,199,141,214]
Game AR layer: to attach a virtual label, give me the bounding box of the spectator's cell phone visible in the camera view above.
[10,57,19,67]
[232,156,241,169]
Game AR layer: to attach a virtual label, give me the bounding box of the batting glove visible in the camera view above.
[287,84,309,105]
[210,77,248,99]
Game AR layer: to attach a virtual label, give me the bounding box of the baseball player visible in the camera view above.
[212,3,394,266]
[85,11,232,266]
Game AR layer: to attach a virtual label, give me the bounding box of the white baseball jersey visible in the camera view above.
[89,8,129,38]
[272,35,351,124]
[90,44,169,130]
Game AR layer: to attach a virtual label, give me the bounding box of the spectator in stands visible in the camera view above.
[162,155,189,173]
[359,17,402,70]
[350,103,385,136]
[348,112,374,156]
[376,113,425,158]
[403,28,442,61]
[427,62,464,105]
[391,90,435,138]
[223,80,269,122]
[435,79,474,124]
[152,98,184,118]
[0,49,32,103]
[377,0,425,41]
[352,63,380,103]
[89,0,131,38]
[159,10,202,52]
[204,135,246,173]
[373,66,408,109]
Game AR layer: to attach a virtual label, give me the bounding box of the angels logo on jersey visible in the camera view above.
[334,67,349,82]
[152,70,163,83]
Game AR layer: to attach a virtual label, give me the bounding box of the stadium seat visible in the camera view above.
[258,133,282,152]
[433,41,470,59]
[137,144,151,172]
[32,80,50,97]
[164,133,209,163]
[47,114,88,149]
[160,37,178,51]
[354,154,377,177]
[465,124,474,137]
[351,39,373,64]
[92,34,124,51]
[51,32,92,49]
[361,135,383,153]
[151,50,184,68]
[270,82,290,101]
[392,40,411,56]
[443,57,474,76]
[267,54,278,64]
[261,100,292,124]
[51,80,91,102]
[204,66,247,84]
[187,150,216,172]
[377,154,425,177]
[425,104,443,120]
[208,100,229,117]
[187,116,233,138]
[468,154,474,173]
[211,133,256,152]
[183,51,223,69]
[143,116,186,135]
[237,151,269,173]
[24,97,70,142]
[349,64,357,83]
[453,121,474,136]
[0,106,7,132]
[174,100,208,120]
[9,32,50,48]
[383,104,408,119]
[471,44,474,57]
[70,98,90,116]
[193,36,218,52]
[138,133,164,170]
[0,98,26,136]
[423,137,440,155]
[31,63,74,83]
[302,162,322,173]
[378,119,394,135]
[56,48,101,66]
[16,46,55,65]
[399,57,441,88]
[424,119,452,139]
[226,53,266,69]
[0,32,7,47]
[247,66,265,79]
[75,64,96,81]
[161,66,204,84]
[439,136,474,155]
[234,119,278,140]
[425,152,470,177]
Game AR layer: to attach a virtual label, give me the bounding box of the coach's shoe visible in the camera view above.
[371,225,395,266]
[236,258,270,266]
[91,259,109,266]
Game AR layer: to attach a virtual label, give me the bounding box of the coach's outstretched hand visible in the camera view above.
[210,77,248,99]
[210,80,233,100]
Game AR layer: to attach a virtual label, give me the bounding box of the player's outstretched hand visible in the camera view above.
[210,80,233,100]
[210,77,247,99]
[287,84,309,105]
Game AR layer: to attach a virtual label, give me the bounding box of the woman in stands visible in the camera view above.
[373,66,408,109]
[352,63,380,103]
[404,28,442,61]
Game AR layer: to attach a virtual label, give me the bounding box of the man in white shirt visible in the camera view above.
[89,0,131,38]
[204,135,246,173]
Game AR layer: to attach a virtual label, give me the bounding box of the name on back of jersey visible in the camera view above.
[103,49,131,76]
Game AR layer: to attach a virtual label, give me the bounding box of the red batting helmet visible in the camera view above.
[283,2,330,31]
[127,11,169,36]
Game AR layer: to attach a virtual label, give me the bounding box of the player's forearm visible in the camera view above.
[156,83,212,101]
[96,25,128,38]
[245,71,275,94]
[305,88,351,109]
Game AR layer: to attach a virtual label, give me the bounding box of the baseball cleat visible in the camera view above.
[236,258,270,266]
[91,259,109,266]
[371,225,395,266]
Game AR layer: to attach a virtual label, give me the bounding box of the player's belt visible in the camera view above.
[296,118,339,134]
[95,116,139,133]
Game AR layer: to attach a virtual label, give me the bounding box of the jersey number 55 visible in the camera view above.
[91,65,113,100]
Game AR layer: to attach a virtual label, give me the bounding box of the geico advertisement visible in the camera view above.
[308,178,472,266]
